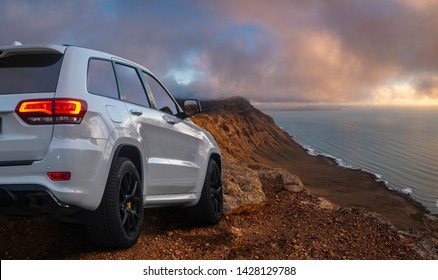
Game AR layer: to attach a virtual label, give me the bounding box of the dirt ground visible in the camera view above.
[1,174,434,260]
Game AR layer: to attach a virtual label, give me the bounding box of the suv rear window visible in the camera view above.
[0,53,63,95]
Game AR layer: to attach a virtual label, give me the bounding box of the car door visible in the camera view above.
[112,62,173,195]
[142,72,201,195]
[114,62,200,196]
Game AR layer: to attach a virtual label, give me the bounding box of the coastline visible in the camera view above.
[294,135,431,216]
[271,131,434,231]
[192,96,438,258]
[197,96,436,232]
[264,107,438,216]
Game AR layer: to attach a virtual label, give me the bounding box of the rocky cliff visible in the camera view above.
[190,96,438,259]
[193,96,297,164]
[192,96,305,213]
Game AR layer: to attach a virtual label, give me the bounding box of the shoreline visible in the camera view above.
[320,152,432,217]
[196,96,436,232]
[301,140,432,216]
[262,106,438,217]
[270,134,433,231]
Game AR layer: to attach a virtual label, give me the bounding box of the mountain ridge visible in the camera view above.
[193,96,300,164]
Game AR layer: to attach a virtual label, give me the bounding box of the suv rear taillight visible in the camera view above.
[16,99,87,124]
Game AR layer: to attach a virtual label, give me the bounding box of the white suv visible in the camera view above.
[0,43,222,248]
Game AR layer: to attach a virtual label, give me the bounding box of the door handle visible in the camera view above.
[130,109,143,116]
[163,115,176,125]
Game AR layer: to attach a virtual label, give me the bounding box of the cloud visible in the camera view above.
[413,74,438,98]
[206,0,438,103]
[2,0,438,103]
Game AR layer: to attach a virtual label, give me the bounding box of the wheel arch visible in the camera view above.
[210,152,222,173]
[112,144,143,182]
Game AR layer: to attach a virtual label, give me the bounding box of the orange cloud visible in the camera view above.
[2,0,438,104]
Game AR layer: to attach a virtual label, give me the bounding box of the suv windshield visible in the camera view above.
[0,53,63,94]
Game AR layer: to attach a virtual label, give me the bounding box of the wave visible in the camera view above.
[303,144,356,169]
[299,141,438,215]
[302,145,318,156]
[301,142,396,191]
[280,125,421,206]
[401,187,413,195]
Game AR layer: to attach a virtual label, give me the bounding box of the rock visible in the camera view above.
[258,167,305,193]
[316,197,340,211]
[425,214,438,221]
[222,157,266,213]
[230,226,244,238]
[284,185,305,193]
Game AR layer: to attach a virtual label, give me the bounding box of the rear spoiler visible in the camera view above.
[0,44,66,58]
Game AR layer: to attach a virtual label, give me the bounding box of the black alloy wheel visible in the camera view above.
[87,157,144,249]
[119,169,142,237]
[209,161,223,218]
[188,159,223,224]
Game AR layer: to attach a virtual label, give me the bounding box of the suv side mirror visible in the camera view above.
[183,99,202,116]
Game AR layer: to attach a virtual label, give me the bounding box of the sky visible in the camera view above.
[1,0,438,105]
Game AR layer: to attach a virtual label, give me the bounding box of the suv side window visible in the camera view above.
[144,73,179,115]
[87,59,119,99]
[115,63,150,107]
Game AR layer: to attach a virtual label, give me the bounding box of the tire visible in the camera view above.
[188,159,223,224]
[87,157,144,249]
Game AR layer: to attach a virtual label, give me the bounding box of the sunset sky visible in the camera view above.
[1,0,438,105]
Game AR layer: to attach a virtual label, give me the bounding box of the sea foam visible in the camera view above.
[401,187,413,195]
[302,142,392,189]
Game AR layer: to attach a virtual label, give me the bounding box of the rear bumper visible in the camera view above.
[0,184,81,217]
[0,137,110,212]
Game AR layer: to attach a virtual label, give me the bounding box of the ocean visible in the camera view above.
[265,106,438,214]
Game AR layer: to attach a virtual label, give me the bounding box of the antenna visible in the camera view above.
[12,41,23,46]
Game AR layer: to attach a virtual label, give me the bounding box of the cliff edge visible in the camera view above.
[191,96,305,213]
[193,96,298,164]
[191,96,438,259]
